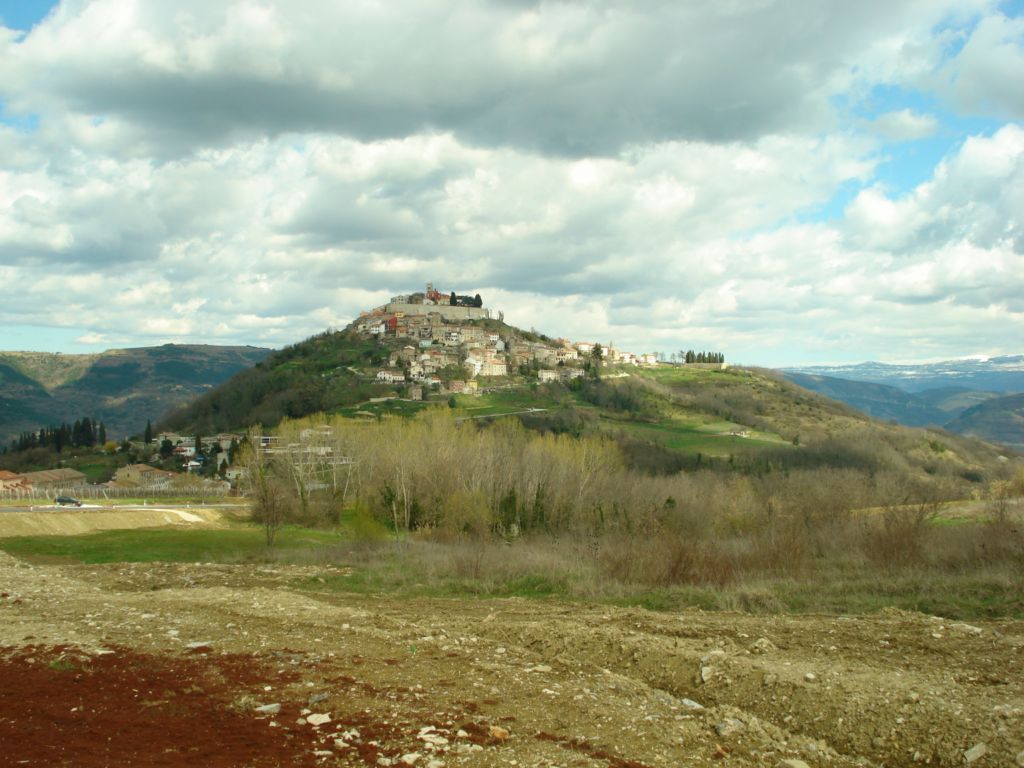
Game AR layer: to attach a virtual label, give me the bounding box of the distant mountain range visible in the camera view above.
[782,356,1024,450]
[0,345,271,444]
[784,355,1024,393]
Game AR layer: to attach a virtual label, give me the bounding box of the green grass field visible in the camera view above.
[0,525,344,564]
[634,365,741,386]
[605,417,789,457]
[335,399,432,418]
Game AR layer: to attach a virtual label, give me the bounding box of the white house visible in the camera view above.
[556,347,579,363]
[480,360,508,377]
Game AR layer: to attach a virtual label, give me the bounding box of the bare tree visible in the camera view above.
[239,430,294,547]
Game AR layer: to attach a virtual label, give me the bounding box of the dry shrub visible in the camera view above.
[399,535,589,587]
[860,503,939,568]
[448,541,489,580]
[742,527,815,576]
[978,511,1024,564]
[724,587,786,613]
[928,508,1024,569]
[596,533,737,588]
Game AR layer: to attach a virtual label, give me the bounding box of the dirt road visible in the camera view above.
[1,551,1022,767]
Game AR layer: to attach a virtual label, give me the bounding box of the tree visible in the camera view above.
[473,293,483,308]
[144,420,153,445]
[590,343,603,378]
[81,417,95,446]
[98,422,107,445]
[248,457,291,547]
[159,438,174,459]
[449,291,457,306]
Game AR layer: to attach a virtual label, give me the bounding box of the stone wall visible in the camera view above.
[385,303,491,321]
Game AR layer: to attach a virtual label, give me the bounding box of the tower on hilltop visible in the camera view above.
[425,282,447,304]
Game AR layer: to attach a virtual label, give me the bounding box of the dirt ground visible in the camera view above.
[1,550,1022,767]
[0,505,227,537]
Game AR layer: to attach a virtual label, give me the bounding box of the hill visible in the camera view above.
[163,311,1017,493]
[780,371,1021,448]
[914,387,1002,417]
[945,393,1024,451]
[0,345,272,444]
[783,371,949,427]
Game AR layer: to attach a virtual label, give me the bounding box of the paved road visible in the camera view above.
[0,502,246,514]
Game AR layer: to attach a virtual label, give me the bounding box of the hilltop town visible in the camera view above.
[0,283,727,497]
[352,283,723,396]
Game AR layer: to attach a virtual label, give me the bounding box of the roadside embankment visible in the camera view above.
[0,506,227,538]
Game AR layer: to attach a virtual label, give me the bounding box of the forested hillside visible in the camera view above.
[0,345,271,443]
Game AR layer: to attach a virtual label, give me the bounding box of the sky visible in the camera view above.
[1,1,1022,366]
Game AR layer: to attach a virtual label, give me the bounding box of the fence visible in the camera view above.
[0,484,232,502]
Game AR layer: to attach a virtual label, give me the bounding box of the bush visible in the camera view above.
[860,504,938,568]
[347,502,390,543]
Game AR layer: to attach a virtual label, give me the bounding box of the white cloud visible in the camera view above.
[845,123,1024,252]
[0,1,1021,365]
[871,109,939,140]
[0,0,986,157]
[942,12,1024,120]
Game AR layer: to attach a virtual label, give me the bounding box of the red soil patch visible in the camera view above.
[0,645,322,767]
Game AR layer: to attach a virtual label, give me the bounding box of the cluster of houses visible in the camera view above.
[154,432,242,474]
[0,431,246,498]
[108,460,237,490]
[355,283,667,390]
[0,460,232,497]
[0,468,88,493]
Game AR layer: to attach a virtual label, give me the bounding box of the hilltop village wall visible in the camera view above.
[384,302,491,321]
